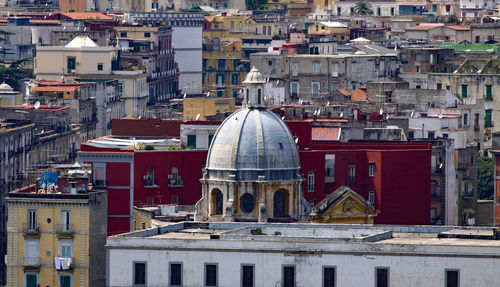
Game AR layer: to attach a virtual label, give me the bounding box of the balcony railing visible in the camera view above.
[56,224,74,235]
[23,257,40,267]
[22,223,40,235]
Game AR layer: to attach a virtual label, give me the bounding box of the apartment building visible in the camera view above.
[6,184,107,287]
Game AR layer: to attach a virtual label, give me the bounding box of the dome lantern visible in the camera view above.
[242,67,266,109]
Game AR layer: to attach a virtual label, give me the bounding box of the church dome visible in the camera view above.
[0,82,13,91]
[205,108,301,181]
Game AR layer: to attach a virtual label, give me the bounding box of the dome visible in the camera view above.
[0,82,13,91]
[205,108,301,181]
[243,66,266,84]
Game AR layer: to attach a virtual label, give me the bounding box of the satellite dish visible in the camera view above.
[327,101,330,106]
[379,108,383,115]
[195,113,200,121]
[439,163,443,169]
[266,78,269,82]
[410,111,414,117]
[282,116,285,120]
[295,138,298,144]
[183,93,187,99]
[340,112,343,117]
[317,109,321,116]
[439,113,443,119]
[276,80,279,84]
[48,102,52,107]
[138,115,142,119]
[34,101,40,110]
[207,91,210,97]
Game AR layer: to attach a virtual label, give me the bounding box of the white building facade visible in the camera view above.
[107,222,500,287]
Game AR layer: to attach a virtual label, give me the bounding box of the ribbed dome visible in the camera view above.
[206,108,300,181]
[0,82,13,91]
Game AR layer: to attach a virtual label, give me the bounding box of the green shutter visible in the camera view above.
[187,135,196,148]
[461,84,467,98]
[60,275,71,287]
[26,275,37,287]
[486,110,492,126]
[437,83,442,90]
[486,85,492,100]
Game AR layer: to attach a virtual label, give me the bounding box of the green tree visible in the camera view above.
[354,2,374,15]
[246,0,268,10]
[478,156,494,199]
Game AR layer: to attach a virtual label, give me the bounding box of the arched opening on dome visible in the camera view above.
[211,189,223,215]
[273,189,289,218]
[246,89,249,103]
[240,193,255,213]
[258,89,261,105]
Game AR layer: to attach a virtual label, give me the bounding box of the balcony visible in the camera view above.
[23,257,40,268]
[168,176,184,187]
[22,223,40,237]
[56,224,74,238]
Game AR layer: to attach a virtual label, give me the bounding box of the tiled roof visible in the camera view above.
[446,25,470,31]
[61,12,113,20]
[351,89,368,102]
[34,86,79,92]
[312,127,341,141]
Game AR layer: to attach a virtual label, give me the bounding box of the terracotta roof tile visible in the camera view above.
[312,127,341,141]
[61,12,113,20]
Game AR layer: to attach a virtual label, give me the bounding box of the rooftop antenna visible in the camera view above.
[34,101,40,110]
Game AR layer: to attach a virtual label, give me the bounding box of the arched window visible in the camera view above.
[258,89,261,104]
[211,189,223,215]
[240,193,255,213]
[246,89,249,103]
[273,190,288,217]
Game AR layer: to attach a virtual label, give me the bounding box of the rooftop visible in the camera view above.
[111,222,500,248]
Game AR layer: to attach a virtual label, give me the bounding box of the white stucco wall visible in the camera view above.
[107,235,500,287]
[172,26,202,95]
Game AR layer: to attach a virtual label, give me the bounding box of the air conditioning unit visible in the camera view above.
[143,175,150,180]
[70,69,76,73]
[167,174,173,179]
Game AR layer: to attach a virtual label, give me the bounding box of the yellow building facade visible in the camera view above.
[307,21,351,42]
[6,190,107,287]
[182,97,236,121]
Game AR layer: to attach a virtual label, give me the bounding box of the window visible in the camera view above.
[67,57,76,71]
[314,63,320,73]
[145,166,154,186]
[216,74,224,86]
[369,191,375,204]
[25,273,38,287]
[241,193,255,213]
[248,22,252,32]
[241,264,254,287]
[232,74,239,85]
[120,32,127,37]
[324,0,328,5]
[262,26,266,35]
[24,239,39,266]
[133,262,146,286]
[187,135,196,148]
[325,154,335,183]
[97,63,103,71]
[169,262,182,286]
[369,163,375,177]
[408,131,414,138]
[463,113,468,126]
[290,82,299,97]
[312,82,320,97]
[268,26,271,35]
[218,59,226,70]
[445,269,459,287]
[323,266,336,287]
[446,85,450,90]
[486,85,492,100]
[282,265,295,287]
[59,274,72,287]
[485,110,492,127]
[331,63,339,77]
[61,210,71,232]
[308,171,315,192]
[437,83,442,90]
[376,267,389,287]
[428,132,435,139]
[443,133,448,138]
[291,63,298,76]
[93,163,106,187]
[144,32,151,37]
[205,263,218,287]
[461,84,468,98]
[58,240,72,258]
[27,210,38,231]
[349,165,356,183]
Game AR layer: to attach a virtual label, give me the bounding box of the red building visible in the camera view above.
[490,150,500,225]
[80,121,431,234]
